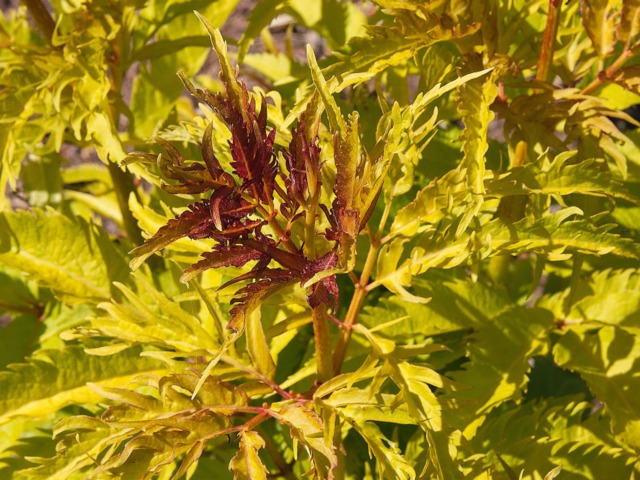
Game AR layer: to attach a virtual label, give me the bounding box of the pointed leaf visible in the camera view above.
[246,309,276,381]
[273,402,337,478]
[554,326,640,449]
[229,430,268,480]
[181,246,262,283]
[130,201,214,270]
[582,0,619,57]
[0,347,164,424]
[352,421,415,480]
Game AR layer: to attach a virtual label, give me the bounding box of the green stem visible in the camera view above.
[332,236,380,375]
[108,162,143,244]
[103,27,144,245]
[304,184,321,259]
[536,0,562,82]
[312,305,333,383]
[22,0,55,44]
[255,204,299,254]
[581,44,637,95]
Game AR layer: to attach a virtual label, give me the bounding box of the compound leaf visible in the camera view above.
[0,347,164,424]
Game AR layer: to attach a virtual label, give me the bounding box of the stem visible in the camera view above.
[376,200,393,238]
[255,204,299,254]
[108,162,144,244]
[332,239,380,375]
[304,183,321,259]
[200,411,270,442]
[103,27,144,244]
[222,355,292,399]
[581,44,636,95]
[312,305,333,383]
[22,0,55,44]
[536,0,563,83]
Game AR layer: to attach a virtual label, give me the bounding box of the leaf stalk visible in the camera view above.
[536,0,563,83]
[21,0,55,45]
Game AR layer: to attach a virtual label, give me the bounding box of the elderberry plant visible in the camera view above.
[2,1,640,479]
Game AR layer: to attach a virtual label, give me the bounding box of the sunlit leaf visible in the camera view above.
[0,208,129,304]
[229,430,268,480]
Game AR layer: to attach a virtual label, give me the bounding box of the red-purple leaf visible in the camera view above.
[130,202,214,270]
[181,246,263,283]
[201,122,235,188]
[302,251,338,283]
[228,269,300,332]
[302,251,339,309]
[240,238,305,272]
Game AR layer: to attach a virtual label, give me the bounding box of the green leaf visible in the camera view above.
[272,402,337,478]
[484,208,640,259]
[246,310,276,381]
[446,306,554,436]
[20,155,64,208]
[229,430,268,480]
[390,169,469,238]
[485,152,640,205]
[129,2,236,139]
[307,45,346,133]
[17,418,114,480]
[0,266,39,317]
[237,0,288,64]
[455,64,497,236]
[619,0,640,42]
[85,112,127,164]
[0,208,129,304]
[0,347,164,424]
[323,5,481,85]
[553,325,640,449]
[88,273,218,353]
[0,315,40,371]
[582,0,619,58]
[385,360,461,479]
[540,268,640,332]
[458,65,498,196]
[195,13,246,117]
[351,422,415,480]
[475,397,640,479]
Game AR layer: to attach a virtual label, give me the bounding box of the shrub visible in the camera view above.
[1,1,640,478]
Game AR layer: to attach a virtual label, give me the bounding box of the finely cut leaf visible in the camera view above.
[582,0,619,57]
[352,422,415,480]
[446,306,554,436]
[455,65,497,236]
[273,402,337,478]
[229,430,268,480]
[485,152,639,204]
[130,201,213,270]
[90,274,218,353]
[307,45,346,133]
[553,326,640,449]
[0,347,164,424]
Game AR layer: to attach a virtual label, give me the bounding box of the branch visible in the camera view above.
[22,0,55,44]
[536,0,563,83]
